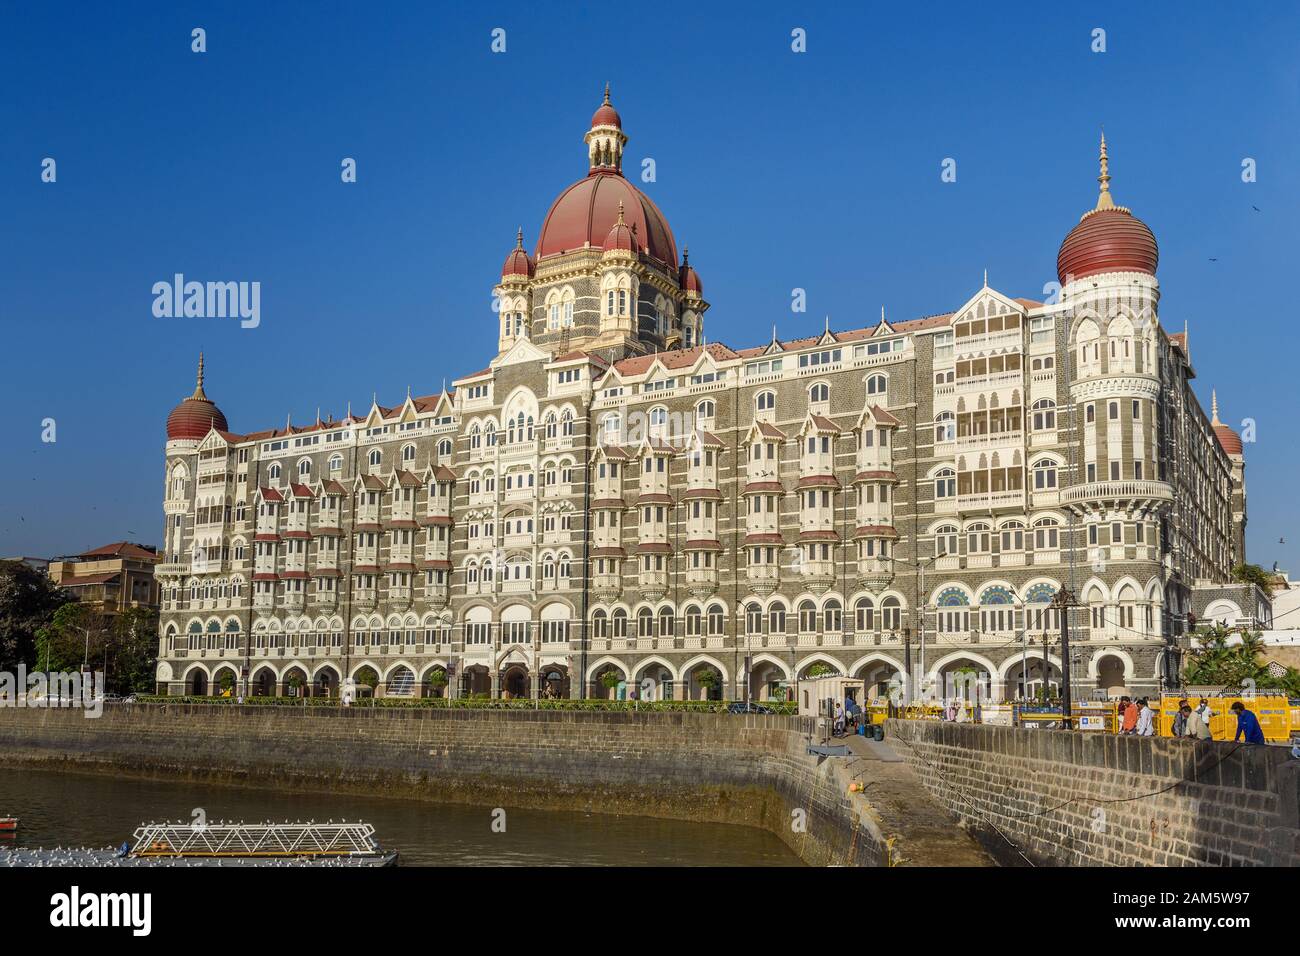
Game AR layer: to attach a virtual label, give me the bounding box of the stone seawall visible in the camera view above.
[888,719,1300,866]
[0,704,973,867]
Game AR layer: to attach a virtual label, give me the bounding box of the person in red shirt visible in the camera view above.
[1119,696,1138,735]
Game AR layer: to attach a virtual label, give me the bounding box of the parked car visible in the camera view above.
[727,702,774,715]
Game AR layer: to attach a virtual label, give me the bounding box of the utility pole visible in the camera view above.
[902,627,912,705]
[1052,587,1078,726]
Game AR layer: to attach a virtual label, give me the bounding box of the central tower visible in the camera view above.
[493,87,708,359]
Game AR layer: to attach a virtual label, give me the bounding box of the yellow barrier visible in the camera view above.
[1157,695,1292,743]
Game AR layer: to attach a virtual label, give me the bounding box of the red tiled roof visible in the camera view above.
[796,475,840,490]
[76,542,157,562]
[394,470,421,487]
[808,414,840,433]
[855,525,900,539]
[419,515,454,526]
[590,498,625,510]
[590,547,626,558]
[359,475,385,491]
[259,487,283,502]
[681,488,723,501]
[634,542,673,554]
[421,560,452,570]
[868,405,901,427]
[854,470,899,483]
[609,343,740,378]
[280,571,309,580]
[635,493,673,506]
[321,480,348,496]
[798,530,839,542]
[744,533,785,545]
[684,539,723,551]
[290,483,314,498]
[742,481,785,495]
[433,465,458,483]
[283,531,310,539]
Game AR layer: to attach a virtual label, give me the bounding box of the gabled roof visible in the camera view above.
[609,343,739,378]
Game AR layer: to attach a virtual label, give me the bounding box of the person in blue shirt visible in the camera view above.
[1231,701,1266,744]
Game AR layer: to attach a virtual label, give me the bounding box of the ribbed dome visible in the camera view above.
[167,354,226,440]
[1056,133,1158,284]
[1057,207,1158,284]
[536,171,677,265]
[1214,423,1243,456]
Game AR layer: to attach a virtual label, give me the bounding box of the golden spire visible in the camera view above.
[616,200,625,224]
[1211,389,1221,426]
[192,352,208,400]
[1095,130,1115,211]
[603,82,611,105]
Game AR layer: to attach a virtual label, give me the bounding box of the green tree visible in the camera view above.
[1183,626,1270,687]
[104,606,159,694]
[805,662,835,678]
[1231,563,1273,591]
[34,602,113,676]
[0,560,71,671]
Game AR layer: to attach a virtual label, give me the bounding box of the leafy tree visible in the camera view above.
[805,662,835,678]
[34,602,112,676]
[104,606,159,694]
[1231,563,1273,591]
[1184,626,1270,687]
[0,560,71,671]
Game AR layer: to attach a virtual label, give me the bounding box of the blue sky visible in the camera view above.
[2,1,1297,569]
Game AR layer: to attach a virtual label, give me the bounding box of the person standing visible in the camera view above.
[1171,701,1189,738]
[1195,698,1216,738]
[1231,701,1266,744]
[1120,697,1138,735]
[1136,698,1155,737]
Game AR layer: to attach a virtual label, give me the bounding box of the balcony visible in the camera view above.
[1060,479,1173,510]
[746,565,780,595]
[685,568,718,597]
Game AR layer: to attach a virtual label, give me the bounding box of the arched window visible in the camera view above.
[768,600,787,634]
[696,400,715,423]
[268,463,281,480]
[934,524,959,557]
[437,439,452,458]
[798,600,818,633]
[1032,458,1058,490]
[822,599,842,632]
[544,412,557,439]
[1033,518,1060,550]
[966,522,991,554]
[756,391,775,413]
[612,608,628,638]
[402,444,416,463]
[329,454,343,473]
[706,603,725,636]
[298,458,311,477]
[745,603,762,635]
[934,412,955,443]
[561,409,574,436]
[933,468,956,499]
[658,607,675,638]
[1031,399,1056,431]
[368,449,382,467]
[855,597,874,631]
[866,374,887,396]
[637,607,654,638]
[809,383,829,404]
[685,605,703,636]
[880,596,902,630]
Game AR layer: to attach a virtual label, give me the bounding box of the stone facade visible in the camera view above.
[154,95,1250,704]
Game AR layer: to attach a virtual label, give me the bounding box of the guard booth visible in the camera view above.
[799,676,865,722]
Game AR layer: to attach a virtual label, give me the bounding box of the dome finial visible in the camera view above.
[616,200,625,224]
[193,351,208,400]
[604,82,611,105]
[1211,388,1221,426]
[682,246,689,265]
[516,226,524,248]
[1095,129,1115,211]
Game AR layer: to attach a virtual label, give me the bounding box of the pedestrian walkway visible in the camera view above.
[814,727,990,866]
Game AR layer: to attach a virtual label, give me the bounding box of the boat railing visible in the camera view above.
[130,821,381,858]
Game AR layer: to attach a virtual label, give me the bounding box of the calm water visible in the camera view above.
[0,768,801,866]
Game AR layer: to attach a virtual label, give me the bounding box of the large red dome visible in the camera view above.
[1057,207,1158,284]
[536,171,678,266]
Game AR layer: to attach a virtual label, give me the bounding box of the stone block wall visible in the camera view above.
[887,719,1300,866]
[0,705,905,867]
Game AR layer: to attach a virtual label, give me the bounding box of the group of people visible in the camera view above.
[1117,696,1267,744]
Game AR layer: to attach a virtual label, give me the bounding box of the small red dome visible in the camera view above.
[502,229,534,278]
[603,204,636,252]
[1057,207,1158,284]
[167,354,227,440]
[1214,424,1243,456]
[591,85,621,129]
[679,251,702,295]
